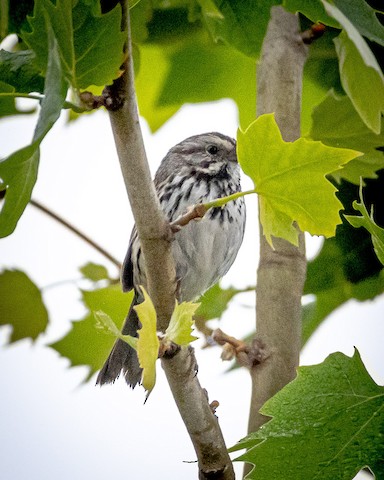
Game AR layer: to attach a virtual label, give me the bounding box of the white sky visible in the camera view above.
[0,99,382,480]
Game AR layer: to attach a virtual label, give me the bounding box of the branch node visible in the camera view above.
[200,466,230,480]
[248,338,269,367]
[301,23,326,44]
[102,82,126,111]
[78,82,128,111]
[209,400,220,415]
[212,329,268,369]
[79,91,104,110]
[159,341,181,359]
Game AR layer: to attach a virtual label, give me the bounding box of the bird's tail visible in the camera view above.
[96,296,142,388]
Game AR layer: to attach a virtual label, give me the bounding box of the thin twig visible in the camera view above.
[170,189,255,231]
[213,328,268,368]
[170,204,208,231]
[78,91,106,111]
[30,199,121,269]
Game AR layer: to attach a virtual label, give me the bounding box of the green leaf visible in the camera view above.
[130,0,151,44]
[0,82,24,116]
[0,141,41,237]
[345,186,384,266]
[0,81,36,117]
[198,0,281,58]
[324,1,384,134]
[135,43,180,132]
[232,350,384,480]
[283,0,339,27]
[5,1,34,37]
[149,34,256,132]
[0,49,45,94]
[333,0,384,47]
[80,262,110,282]
[285,0,384,49]
[164,301,199,346]
[301,29,341,136]
[303,175,384,348]
[303,257,384,346]
[94,310,137,350]
[196,282,245,322]
[303,270,384,346]
[237,114,361,246]
[303,172,384,345]
[134,287,159,395]
[50,286,134,380]
[0,269,49,343]
[0,21,66,237]
[310,91,384,184]
[22,0,125,90]
[133,4,255,131]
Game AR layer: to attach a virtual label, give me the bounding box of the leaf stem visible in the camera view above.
[29,199,121,269]
[204,189,256,209]
[170,189,256,231]
[0,92,88,113]
[0,92,43,100]
[63,100,87,113]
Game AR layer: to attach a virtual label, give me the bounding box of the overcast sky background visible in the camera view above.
[1,93,383,480]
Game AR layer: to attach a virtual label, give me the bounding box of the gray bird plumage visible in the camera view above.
[97,132,246,387]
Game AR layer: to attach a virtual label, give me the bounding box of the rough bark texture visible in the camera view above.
[246,5,308,459]
[106,3,235,478]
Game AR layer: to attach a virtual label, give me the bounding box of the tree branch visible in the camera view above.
[245,6,308,473]
[170,203,208,232]
[105,2,235,477]
[104,7,176,331]
[29,198,121,269]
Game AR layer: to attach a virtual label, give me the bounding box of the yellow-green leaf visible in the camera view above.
[165,301,199,346]
[134,287,159,395]
[237,114,362,246]
[94,310,137,350]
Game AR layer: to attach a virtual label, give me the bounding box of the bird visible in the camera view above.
[96,132,246,387]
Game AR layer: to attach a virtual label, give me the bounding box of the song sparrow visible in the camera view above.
[97,132,246,387]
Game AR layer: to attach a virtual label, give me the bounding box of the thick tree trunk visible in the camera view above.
[245,6,308,475]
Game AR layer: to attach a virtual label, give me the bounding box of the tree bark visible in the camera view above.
[106,2,235,478]
[245,6,308,474]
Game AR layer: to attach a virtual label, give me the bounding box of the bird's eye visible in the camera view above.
[207,145,218,155]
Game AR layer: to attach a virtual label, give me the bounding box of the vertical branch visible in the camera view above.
[105,2,235,478]
[105,1,176,330]
[246,5,308,443]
